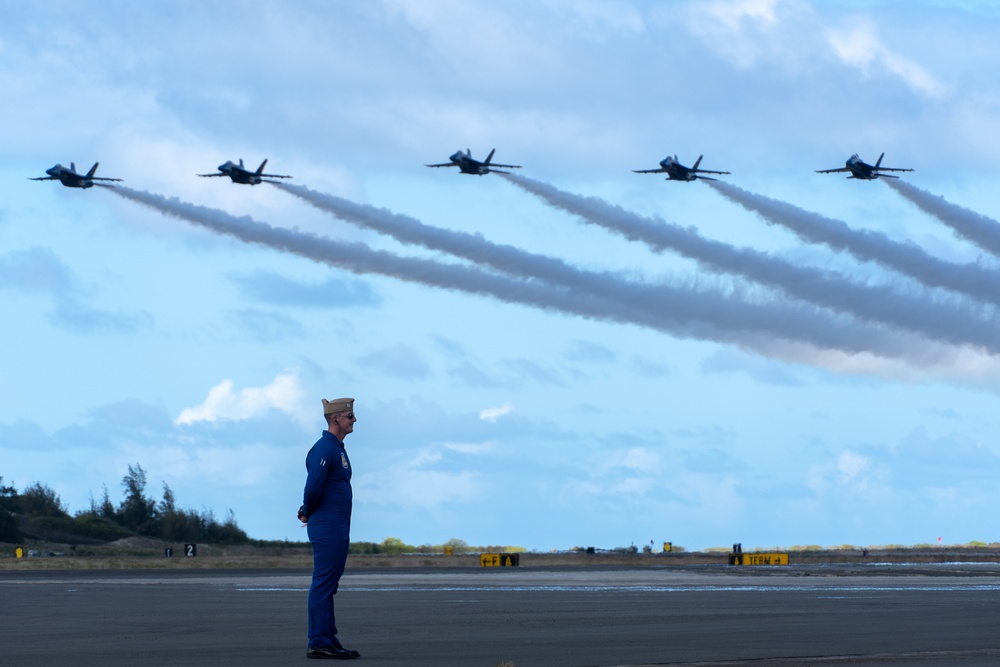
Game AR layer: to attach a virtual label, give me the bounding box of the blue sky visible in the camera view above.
[4,0,1000,551]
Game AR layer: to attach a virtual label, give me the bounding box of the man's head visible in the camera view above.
[323,397,357,439]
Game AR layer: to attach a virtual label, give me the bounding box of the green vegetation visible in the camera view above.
[3,470,525,555]
[347,537,526,555]
[0,465,248,546]
[0,477,21,543]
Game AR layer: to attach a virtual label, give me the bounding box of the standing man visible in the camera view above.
[299,397,361,660]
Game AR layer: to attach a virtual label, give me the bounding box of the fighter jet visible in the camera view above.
[816,153,914,180]
[632,155,730,182]
[198,158,292,185]
[425,149,522,175]
[29,162,123,188]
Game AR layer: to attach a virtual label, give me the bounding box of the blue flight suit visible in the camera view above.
[302,430,353,648]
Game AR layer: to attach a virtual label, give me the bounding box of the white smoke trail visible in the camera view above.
[107,185,953,368]
[271,181,981,360]
[885,179,1000,259]
[706,180,1000,306]
[498,173,1000,354]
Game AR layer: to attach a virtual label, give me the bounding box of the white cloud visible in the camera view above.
[354,444,482,509]
[368,468,481,509]
[743,337,1000,389]
[837,449,870,482]
[543,0,646,34]
[480,402,514,421]
[678,0,946,100]
[444,441,496,455]
[120,440,287,487]
[826,17,947,98]
[378,0,559,79]
[612,476,654,496]
[678,0,801,70]
[700,0,781,31]
[619,447,660,472]
[175,370,309,426]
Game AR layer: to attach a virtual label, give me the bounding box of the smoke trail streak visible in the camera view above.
[885,179,1000,259]
[498,173,1000,353]
[706,180,1000,306]
[108,186,947,366]
[271,181,978,360]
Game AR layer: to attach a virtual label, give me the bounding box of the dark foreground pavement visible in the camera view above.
[3,565,1000,666]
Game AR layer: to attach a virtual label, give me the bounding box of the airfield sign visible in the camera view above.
[480,553,520,567]
[739,553,789,566]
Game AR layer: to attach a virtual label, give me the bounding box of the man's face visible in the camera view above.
[334,410,356,436]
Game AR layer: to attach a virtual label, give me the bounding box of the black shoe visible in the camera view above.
[307,644,360,660]
[332,643,361,659]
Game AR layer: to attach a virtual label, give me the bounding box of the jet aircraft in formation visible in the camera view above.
[815,153,914,180]
[198,158,292,185]
[632,155,731,182]
[29,162,123,188]
[28,149,916,191]
[426,149,522,175]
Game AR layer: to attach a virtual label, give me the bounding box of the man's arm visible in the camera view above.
[301,442,333,518]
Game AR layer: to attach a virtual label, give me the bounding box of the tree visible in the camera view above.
[0,477,22,543]
[117,463,159,535]
[380,537,411,554]
[195,508,248,545]
[18,482,68,517]
[99,485,115,520]
[443,538,470,554]
[160,482,197,542]
[159,483,176,515]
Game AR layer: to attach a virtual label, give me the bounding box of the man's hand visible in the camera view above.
[297,505,307,524]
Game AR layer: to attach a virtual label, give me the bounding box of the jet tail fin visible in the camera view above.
[257,159,268,174]
[485,149,496,165]
[692,155,704,170]
[86,162,99,178]
[874,153,885,169]
[71,162,77,173]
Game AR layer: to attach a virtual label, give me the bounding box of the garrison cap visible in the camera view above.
[322,397,355,415]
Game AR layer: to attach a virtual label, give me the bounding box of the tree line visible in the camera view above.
[0,463,248,545]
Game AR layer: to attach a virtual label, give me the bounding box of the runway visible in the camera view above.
[4,564,1000,666]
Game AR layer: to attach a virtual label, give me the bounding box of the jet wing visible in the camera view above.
[197,172,228,177]
[876,167,914,173]
[425,163,458,168]
[815,167,849,173]
[694,169,730,175]
[488,163,522,169]
[91,177,124,182]
[258,173,292,179]
[632,168,667,174]
[28,176,58,180]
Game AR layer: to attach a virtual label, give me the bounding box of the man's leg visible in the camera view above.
[326,537,350,641]
[307,526,345,647]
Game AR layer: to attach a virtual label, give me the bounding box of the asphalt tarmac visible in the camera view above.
[3,564,1000,666]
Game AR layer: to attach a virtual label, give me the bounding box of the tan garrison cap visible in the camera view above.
[322,397,355,415]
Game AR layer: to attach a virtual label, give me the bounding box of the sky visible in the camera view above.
[4,0,1000,552]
